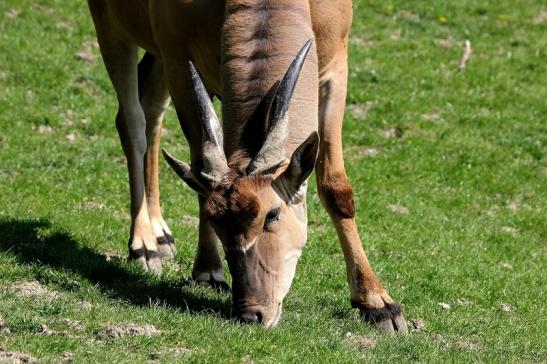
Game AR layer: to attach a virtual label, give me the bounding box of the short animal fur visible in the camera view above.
[87,0,407,332]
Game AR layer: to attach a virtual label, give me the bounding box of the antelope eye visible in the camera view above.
[265,207,281,225]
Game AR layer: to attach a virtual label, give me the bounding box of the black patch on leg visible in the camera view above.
[156,235,175,258]
[129,247,146,260]
[138,51,155,100]
[156,235,170,247]
[164,232,176,255]
[165,233,174,244]
[211,280,231,293]
[352,300,402,323]
[192,272,231,293]
[128,244,161,261]
[145,250,161,260]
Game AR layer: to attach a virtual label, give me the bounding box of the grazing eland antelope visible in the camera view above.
[87,0,407,332]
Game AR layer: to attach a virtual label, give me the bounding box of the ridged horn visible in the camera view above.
[188,61,229,183]
[247,39,313,175]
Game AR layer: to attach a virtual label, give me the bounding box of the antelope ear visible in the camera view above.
[162,148,209,197]
[278,132,319,194]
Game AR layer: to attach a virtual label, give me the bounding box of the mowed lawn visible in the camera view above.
[0,0,545,362]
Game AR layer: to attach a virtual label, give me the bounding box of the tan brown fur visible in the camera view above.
[204,175,271,226]
[222,0,318,158]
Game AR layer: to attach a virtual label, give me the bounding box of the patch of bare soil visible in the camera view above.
[0,316,11,334]
[60,352,74,362]
[388,204,409,214]
[11,281,58,300]
[429,333,481,352]
[100,250,123,263]
[38,324,66,336]
[533,11,547,24]
[389,29,402,40]
[454,338,481,352]
[360,148,380,157]
[456,298,471,306]
[37,320,86,340]
[55,20,74,30]
[345,146,380,159]
[383,126,404,139]
[241,355,256,364]
[505,202,519,211]
[148,346,192,361]
[0,348,37,363]
[61,318,84,331]
[73,76,103,99]
[77,300,93,310]
[347,102,374,120]
[36,125,53,134]
[429,333,449,348]
[438,302,451,310]
[31,4,53,16]
[346,332,378,349]
[437,36,454,49]
[349,34,378,46]
[75,40,99,62]
[172,347,191,357]
[500,226,518,235]
[181,215,199,226]
[4,9,20,19]
[395,10,420,23]
[422,113,442,123]
[101,324,161,339]
[410,318,426,332]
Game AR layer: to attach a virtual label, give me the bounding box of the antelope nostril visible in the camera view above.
[239,310,263,324]
[239,313,259,324]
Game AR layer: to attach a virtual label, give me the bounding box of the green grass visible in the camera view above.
[0,0,545,362]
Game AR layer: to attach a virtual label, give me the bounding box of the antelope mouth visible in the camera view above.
[232,302,282,329]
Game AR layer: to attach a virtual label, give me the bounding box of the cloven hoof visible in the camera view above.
[352,301,409,334]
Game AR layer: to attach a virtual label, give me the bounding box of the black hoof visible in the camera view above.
[128,246,162,274]
[352,300,408,334]
[156,235,176,259]
[194,277,231,293]
[165,233,177,255]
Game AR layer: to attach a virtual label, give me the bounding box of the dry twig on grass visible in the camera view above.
[459,40,472,70]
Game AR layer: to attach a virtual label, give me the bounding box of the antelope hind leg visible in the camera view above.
[138,52,177,259]
[89,10,162,273]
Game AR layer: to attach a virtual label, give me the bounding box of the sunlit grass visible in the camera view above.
[0,0,545,362]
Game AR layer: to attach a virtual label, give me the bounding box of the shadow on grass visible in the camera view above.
[0,218,231,318]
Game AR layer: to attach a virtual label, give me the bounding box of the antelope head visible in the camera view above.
[163,41,317,328]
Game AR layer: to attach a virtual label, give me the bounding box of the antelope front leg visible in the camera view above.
[317,50,407,333]
[160,55,227,289]
[139,53,177,259]
[192,198,229,291]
